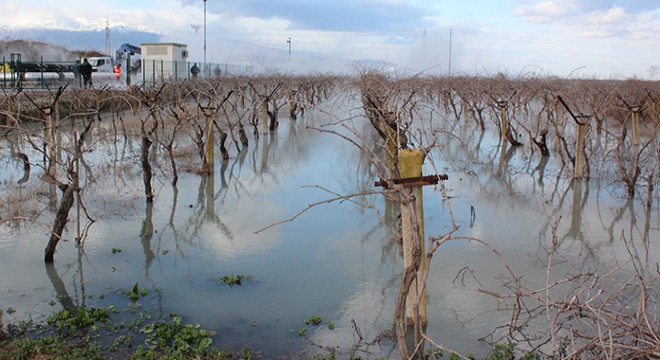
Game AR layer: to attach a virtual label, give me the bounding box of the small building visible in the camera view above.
[141,42,189,82]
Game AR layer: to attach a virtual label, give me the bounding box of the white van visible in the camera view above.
[88,57,113,73]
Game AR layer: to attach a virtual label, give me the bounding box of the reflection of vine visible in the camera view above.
[44,262,75,311]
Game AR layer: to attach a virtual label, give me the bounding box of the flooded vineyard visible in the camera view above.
[0,74,658,359]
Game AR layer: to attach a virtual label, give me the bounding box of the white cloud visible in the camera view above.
[2,0,660,78]
[590,7,627,22]
[514,0,578,22]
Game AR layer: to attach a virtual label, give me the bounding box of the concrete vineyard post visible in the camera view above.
[398,148,427,326]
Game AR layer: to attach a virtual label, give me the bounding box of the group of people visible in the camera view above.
[72,58,94,88]
[72,58,122,88]
[72,59,204,86]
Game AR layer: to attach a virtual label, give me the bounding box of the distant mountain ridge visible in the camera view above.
[0,26,161,60]
[0,39,85,62]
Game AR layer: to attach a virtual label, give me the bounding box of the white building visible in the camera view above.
[141,42,189,83]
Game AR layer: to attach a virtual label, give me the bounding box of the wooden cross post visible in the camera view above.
[399,149,426,326]
[376,149,448,326]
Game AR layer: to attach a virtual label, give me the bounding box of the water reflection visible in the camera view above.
[566,179,589,242]
[44,262,75,311]
[0,107,657,358]
[141,202,156,273]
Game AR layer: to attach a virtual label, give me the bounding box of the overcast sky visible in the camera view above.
[3,0,660,78]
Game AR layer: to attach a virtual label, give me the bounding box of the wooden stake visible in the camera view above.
[631,109,640,146]
[261,96,269,135]
[499,103,508,145]
[398,148,427,326]
[44,108,56,178]
[575,123,586,179]
[288,91,297,119]
[205,110,214,174]
[75,131,81,243]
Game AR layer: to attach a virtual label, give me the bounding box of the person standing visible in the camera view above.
[80,58,93,88]
[190,63,200,80]
[113,63,121,80]
[72,59,82,88]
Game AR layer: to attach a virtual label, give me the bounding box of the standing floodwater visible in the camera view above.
[0,76,658,359]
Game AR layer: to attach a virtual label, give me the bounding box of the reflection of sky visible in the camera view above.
[0,106,657,358]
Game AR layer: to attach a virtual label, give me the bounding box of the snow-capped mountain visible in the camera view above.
[0,25,161,57]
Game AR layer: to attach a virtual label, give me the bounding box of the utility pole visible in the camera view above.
[203,0,207,75]
[287,37,292,59]
[105,18,111,57]
[448,28,452,75]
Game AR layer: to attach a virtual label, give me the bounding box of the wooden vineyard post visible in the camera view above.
[288,90,297,119]
[575,121,587,179]
[202,107,216,174]
[374,170,447,329]
[44,107,56,178]
[557,96,589,180]
[398,149,427,326]
[498,101,508,145]
[631,106,640,146]
[261,96,269,135]
[628,107,641,182]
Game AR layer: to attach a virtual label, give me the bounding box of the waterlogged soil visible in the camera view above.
[0,108,658,359]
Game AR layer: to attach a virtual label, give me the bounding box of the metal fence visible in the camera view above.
[1,55,76,90]
[140,60,255,86]
[2,54,256,90]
